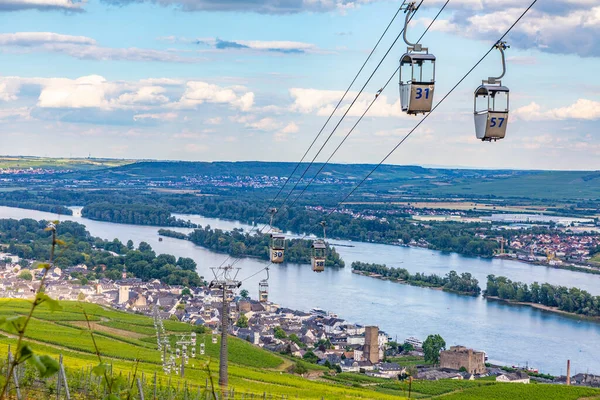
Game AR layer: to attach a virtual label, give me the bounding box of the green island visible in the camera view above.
[1,299,599,399]
[352,261,481,296]
[0,218,203,286]
[159,226,345,268]
[485,275,600,318]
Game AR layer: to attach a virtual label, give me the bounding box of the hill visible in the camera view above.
[54,160,600,200]
[2,299,599,399]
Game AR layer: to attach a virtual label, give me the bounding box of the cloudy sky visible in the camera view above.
[0,0,599,170]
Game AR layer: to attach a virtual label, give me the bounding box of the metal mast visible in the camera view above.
[209,265,241,392]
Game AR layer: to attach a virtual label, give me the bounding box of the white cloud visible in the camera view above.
[38,75,116,108]
[281,122,299,134]
[290,88,404,118]
[192,37,318,54]
[246,117,281,131]
[175,81,254,111]
[133,112,179,121]
[100,0,377,14]
[0,32,95,46]
[419,2,600,57]
[117,86,169,106]
[205,117,222,125]
[514,99,600,121]
[0,0,84,11]
[0,80,21,101]
[0,31,203,63]
[0,107,31,120]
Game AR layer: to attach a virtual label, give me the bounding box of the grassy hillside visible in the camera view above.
[0,299,398,399]
[2,299,599,399]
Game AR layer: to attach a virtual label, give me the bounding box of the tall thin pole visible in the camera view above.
[220,282,229,390]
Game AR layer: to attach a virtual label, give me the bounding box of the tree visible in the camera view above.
[302,350,318,364]
[18,270,32,281]
[293,362,308,375]
[274,326,287,339]
[236,314,249,328]
[181,287,192,297]
[126,240,134,250]
[240,289,250,300]
[423,334,446,365]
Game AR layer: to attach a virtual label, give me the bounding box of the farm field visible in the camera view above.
[1,299,599,399]
[343,201,555,213]
[0,156,134,171]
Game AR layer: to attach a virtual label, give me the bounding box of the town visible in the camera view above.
[2,251,597,388]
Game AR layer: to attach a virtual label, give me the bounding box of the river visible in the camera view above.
[1,206,599,376]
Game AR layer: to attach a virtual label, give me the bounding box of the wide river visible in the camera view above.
[1,206,599,376]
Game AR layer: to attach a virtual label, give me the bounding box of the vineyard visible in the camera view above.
[2,299,600,399]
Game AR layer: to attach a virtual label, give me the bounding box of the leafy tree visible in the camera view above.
[240,289,250,300]
[293,362,308,375]
[423,334,446,365]
[274,326,287,339]
[236,314,249,328]
[181,287,192,296]
[302,350,318,364]
[126,239,134,250]
[18,270,32,281]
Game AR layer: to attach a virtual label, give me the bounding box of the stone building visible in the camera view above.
[439,345,486,374]
[363,326,380,364]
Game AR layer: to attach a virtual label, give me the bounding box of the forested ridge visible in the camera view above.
[485,275,600,317]
[352,261,481,295]
[0,190,500,257]
[82,202,196,227]
[0,218,202,286]
[160,226,345,268]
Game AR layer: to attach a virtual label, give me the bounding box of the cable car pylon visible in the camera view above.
[399,0,436,115]
[474,41,510,141]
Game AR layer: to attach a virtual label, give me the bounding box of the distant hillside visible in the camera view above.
[4,157,600,200]
[58,160,600,200]
[0,156,134,171]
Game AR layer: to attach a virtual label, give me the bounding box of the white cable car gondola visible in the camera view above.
[259,267,269,302]
[399,1,435,115]
[474,41,510,141]
[191,346,196,358]
[311,241,326,273]
[269,233,285,263]
[200,342,205,355]
[191,331,197,345]
[212,330,218,344]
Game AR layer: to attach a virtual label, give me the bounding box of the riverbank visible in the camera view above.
[485,296,600,322]
[496,254,600,276]
[351,270,479,297]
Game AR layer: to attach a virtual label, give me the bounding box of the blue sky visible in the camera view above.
[1,0,599,170]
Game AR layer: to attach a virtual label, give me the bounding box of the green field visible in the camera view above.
[2,299,599,399]
[0,156,134,171]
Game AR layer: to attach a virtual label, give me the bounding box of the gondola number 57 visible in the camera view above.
[490,117,505,128]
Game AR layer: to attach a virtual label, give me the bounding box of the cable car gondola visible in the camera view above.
[474,41,510,141]
[399,1,436,115]
[259,267,269,302]
[200,342,205,355]
[311,240,326,273]
[269,233,285,263]
[311,221,327,273]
